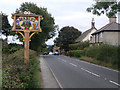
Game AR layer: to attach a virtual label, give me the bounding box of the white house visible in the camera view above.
[91,15,120,46]
[75,18,97,43]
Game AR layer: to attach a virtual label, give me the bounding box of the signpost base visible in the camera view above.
[24,31,30,64]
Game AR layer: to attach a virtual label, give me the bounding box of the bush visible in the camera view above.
[83,44,119,69]
[69,41,89,50]
[2,48,39,88]
[68,50,83,57]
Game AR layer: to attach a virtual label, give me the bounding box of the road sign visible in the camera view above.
[11,11,43,64]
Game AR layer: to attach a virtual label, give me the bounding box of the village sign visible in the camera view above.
[11,11,43,64]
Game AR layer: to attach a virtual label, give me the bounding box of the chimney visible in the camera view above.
[91,18,95,28]
[109,15,116,23]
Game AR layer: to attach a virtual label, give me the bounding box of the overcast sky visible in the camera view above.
[0,0,111,45]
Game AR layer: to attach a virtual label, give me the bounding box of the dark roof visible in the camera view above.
[75,27,97,42]
[92,22,120,35]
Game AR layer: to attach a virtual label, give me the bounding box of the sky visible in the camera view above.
[0,0,112,45]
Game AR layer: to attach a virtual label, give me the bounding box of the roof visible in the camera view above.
[75,27,97,43]
[92,22,120,35]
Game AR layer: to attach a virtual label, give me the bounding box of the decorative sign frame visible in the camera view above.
[11,12,43,64]
[12,12,43,32]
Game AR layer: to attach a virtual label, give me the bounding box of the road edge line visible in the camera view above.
[42,56,63,89]
[62,55,119,72]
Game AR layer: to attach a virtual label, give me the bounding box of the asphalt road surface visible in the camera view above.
[43,55,120,88]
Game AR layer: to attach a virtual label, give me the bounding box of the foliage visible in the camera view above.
[14,2,58,52]
[86,1,120,17]
[69,41,90,50]
[2,48,40,88]
[83,44,119,69]
[41,45,54,53]
[2,42,23,54]
[0,12,11,37]
[67,50,83,57]
[54,26,81,51]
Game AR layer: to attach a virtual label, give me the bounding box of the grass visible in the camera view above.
[80,56,119,71]
[33,58,41,88]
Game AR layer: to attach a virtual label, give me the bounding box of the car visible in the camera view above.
[49,52,53,55]
[54,52,59,55]
[43,52,48,55]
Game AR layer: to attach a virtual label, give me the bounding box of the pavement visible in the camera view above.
[40,55,60,88]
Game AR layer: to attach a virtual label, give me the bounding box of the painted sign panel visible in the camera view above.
[12,12,43,32]
[16,16,39,30]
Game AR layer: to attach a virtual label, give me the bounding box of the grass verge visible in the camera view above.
[33,58,41,88]
[80,56,119,71]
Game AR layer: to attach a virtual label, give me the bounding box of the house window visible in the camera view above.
[100,32,103,38]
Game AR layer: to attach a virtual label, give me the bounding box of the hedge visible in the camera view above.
[83,44,120,68]
[69,41,89,50]
[68,50,83,57]
[2,49,40,88]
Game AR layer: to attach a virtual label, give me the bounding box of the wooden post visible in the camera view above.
[24,30,30,64]
[11,12,43,65]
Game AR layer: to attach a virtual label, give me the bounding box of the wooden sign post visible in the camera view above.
[11,11,43,64]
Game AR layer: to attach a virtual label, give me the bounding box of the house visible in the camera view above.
[53,45,60,53]
[75,18,97,43]
[91,15,120,46]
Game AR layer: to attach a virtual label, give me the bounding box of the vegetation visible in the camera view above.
[67,50,83,58]
[42,45,54,54]
[83,44,119,69]
[54,26,81,51]
[67,44,120,70]
[2,42,40,88]
[14,2,58,52]
[0,12,11,38]
[69,41,89,50]
[86,1,120,17]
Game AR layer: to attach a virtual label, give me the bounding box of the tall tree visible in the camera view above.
[0,12,11,39]
[14,2,57,52]
[86,1,120,17]
[54,26,81,51]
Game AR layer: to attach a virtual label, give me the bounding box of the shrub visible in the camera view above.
[69,41,89,50]
[68,50,83,57]
[2,48,39,88]
[83,44,119,69]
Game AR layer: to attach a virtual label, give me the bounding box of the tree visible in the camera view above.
[86,1,120,17]
[54,26,81,51]
[14,2,57,52]
[0,12,11,39]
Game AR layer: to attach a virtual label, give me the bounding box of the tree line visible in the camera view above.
[1,1,119,53]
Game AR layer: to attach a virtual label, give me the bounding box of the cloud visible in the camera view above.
[0,0,109,45]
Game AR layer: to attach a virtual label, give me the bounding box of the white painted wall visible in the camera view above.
[82,28,97,42]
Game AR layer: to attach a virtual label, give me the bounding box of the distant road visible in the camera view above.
[43,55,119,88]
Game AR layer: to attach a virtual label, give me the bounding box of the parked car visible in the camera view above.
[43,52,48,55]
[49,52,53,55]
[54,52,59,55]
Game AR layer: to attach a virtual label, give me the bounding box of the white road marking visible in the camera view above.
[109,80,120,86]
[70,63,77,67]
[81,68,100,77]
[80,60,119,72]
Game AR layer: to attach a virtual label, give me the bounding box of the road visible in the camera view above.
[43,55,119,88]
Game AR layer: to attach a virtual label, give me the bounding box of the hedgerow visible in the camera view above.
[2,48,40,88]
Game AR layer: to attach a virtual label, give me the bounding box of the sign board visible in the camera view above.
[11,11,43,64]
[12,11,43,32]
